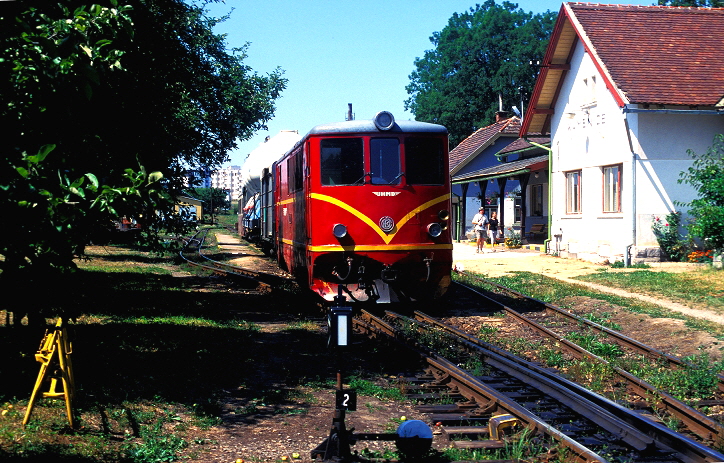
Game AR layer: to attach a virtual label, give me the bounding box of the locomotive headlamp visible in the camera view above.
[333,223,348,239]
[438,209,450,221]
[373,111,395,131]
[427,223,443,238]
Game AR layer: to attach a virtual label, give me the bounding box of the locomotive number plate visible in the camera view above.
[379,216,395,233]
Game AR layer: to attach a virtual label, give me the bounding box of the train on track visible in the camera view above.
[239,111,453,304]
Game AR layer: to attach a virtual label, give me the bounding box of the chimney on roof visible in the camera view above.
[496,94,509,122]
[495,111,509,122]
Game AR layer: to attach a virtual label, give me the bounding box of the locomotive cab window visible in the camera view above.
[287,150,303,193]
[321,138,364,186]
[370,138,401,185]
[405,137,445,185]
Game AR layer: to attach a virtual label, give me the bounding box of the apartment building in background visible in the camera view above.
[209,165,243,202]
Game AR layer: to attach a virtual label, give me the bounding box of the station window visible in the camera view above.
[603,164,621,213]
[530,184,543,217]
[370,138,401,184]
[565,170,582,214]
[320,138,364,186]
[406,137,444,185]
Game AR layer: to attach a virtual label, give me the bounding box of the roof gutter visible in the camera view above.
[495,144,549,160]
[623,106,724,116]
[526,141,553,153]
[452,169,532,185]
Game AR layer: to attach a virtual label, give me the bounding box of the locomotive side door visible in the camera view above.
[290,147,305,276]
[274,161,287,270]
[303,140,313,288]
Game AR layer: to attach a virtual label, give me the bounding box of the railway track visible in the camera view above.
[176,231,724,460]
[456,270,724,394]
[449,270,724,446]
[179,228,284,293]
[354,309,724,463]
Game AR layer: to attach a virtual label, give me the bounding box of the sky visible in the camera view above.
[206,0,658,167]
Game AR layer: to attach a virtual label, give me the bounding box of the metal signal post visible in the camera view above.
[312,290,357,462]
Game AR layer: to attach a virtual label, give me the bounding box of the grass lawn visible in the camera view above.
[0,238,319,462]
[574,269,724,313]
[455,269,724,339]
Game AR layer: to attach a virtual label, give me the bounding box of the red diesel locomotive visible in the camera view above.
[265,111,452,303]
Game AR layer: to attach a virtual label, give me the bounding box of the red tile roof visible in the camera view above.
[521,3,724,135]
[449,117,521,173]
[568,3,724,107]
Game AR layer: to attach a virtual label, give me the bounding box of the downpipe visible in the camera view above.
[623,111,637,267]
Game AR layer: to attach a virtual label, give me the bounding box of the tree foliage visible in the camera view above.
[191,188,230,215]
[405,0,556,146]
[0,0,286,316]
[658,0,723,6]
[678,134,724,251]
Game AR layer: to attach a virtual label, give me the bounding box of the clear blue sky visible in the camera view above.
[206,1,657,166]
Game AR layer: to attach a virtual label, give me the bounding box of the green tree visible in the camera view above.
[658,0,722,6]
[405,0,556,146]
[0,1,286,319]
[191,187,230,221]
[678,134,724,251]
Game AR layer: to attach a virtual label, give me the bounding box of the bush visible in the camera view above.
[504,228,522,248]
[652,212,689,261]
[678,134,724,253]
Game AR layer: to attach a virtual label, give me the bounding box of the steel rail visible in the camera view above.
[411,310,724,450]
[179,229,270,291]
[354,311,610,463]
[385,312,661,453]
[358,310,724,463]
[194,229,267,280]
[452,280,724,445]
[456,270,724,393]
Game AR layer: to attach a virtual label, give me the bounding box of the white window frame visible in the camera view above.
[602,164,621,213]
[565,170,582,214]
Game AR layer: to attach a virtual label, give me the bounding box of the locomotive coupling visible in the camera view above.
[380,265,397,283]
[331,257,354,281]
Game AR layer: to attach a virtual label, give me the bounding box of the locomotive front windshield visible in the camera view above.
[320,138,364,185]
[320,136,446,186]
[405,137,445,185]
[370,138,401,185]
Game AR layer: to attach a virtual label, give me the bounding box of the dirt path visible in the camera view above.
[214,233,287,275]
[452,242,724,325]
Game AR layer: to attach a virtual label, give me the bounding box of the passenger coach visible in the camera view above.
[268,111,452,303]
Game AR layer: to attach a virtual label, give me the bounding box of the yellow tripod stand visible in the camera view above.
[22,318,76,428]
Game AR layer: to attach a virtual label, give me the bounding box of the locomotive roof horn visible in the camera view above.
[373,111,395,131]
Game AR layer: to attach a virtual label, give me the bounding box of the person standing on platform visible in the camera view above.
[472,207,488,253]
[487,211,499,252]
